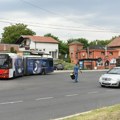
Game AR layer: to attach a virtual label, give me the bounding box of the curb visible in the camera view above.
[54,69,108,73]
[52,110,92,120]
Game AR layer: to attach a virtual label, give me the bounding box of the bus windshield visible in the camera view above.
[0,54,11,69]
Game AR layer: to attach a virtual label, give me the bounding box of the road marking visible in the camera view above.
[0,100,23,105]
[66,94,78,97]
[35,97,53,101]
[88,91,98,94]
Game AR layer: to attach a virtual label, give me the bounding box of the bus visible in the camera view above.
[0,53,23,78]
[0,53,54,79]
[23,55,54,75]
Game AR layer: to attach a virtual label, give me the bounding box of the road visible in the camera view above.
[0,71,120,120]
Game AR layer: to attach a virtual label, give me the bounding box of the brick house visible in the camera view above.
[16,35,59,59]
[107,36,120,56]
[69,41,119,69]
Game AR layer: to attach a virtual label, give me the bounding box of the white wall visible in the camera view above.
[30,41,59,58]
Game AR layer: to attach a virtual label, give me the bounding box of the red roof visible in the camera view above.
[108,37,120,47]
[22,35,59,44]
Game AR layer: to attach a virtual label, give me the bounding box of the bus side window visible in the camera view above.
[42,61,46,67]
[9,58,12,68]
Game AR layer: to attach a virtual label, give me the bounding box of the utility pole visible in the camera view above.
[105,46,107,57]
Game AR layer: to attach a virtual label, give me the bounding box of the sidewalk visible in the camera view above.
[54,69,108,73]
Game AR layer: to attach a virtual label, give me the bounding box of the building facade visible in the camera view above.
[69,41,119,69]
[0,44,19,52]
[16,35,59,59]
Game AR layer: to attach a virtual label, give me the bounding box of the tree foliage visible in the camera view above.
[89,40,112,46]
[67,38,89,48]
[44,33,69,59]
[1,23,36,44]
[44,33,59,41]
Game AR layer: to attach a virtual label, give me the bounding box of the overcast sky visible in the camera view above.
[0,0,120,42]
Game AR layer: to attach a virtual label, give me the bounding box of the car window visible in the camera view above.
[108,68,120,74]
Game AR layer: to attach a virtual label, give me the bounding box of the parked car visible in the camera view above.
[54,63,64,70]
[99,67,120,88]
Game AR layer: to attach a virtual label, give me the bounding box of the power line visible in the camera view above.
[21,0,58,16]
[19,0,120,34]
[0,18,118,33]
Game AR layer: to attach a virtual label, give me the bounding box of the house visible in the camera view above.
[107,36,120,56]
[69,41,119,69]
[16,35,59,59]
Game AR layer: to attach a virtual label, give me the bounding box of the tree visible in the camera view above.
[67,38,89,49]
[44,33,69,60]
[1,23,36,44]
[89,40,112,46]
[10,47,17,53]
[44,33,59,41]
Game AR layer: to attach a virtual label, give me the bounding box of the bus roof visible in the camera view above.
[0,53,22,58]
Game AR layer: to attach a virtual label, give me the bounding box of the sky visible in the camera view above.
[0,0,120,42]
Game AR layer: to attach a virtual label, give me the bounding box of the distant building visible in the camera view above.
[0,43,19,52]
[108,36,120,56]
[69,41,119,70]
[16,35,59,59]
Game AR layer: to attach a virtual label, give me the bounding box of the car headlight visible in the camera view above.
[102,77,112,81]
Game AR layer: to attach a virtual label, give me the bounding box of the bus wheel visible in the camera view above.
[42,69,46,75]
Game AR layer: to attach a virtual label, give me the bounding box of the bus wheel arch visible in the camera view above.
[13,71,16,78]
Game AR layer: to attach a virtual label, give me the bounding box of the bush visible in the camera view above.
[54,59,74,70]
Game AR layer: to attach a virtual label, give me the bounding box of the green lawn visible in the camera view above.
[62,104,120,120]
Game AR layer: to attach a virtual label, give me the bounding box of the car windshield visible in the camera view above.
[107,68,120,74]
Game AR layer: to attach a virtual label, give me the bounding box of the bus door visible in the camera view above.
[41,59,47,74]
[48,58,54,72]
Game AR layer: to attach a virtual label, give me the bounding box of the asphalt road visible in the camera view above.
[0,70,120,120]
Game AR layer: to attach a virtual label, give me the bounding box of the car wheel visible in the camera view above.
[118,82,120,88]
[42,69,46,75]
[101,84,104,87]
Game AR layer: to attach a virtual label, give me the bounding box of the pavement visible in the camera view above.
[54,69,108,73]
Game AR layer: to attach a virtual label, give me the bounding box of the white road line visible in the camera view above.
[35,97,53,101]
[66,94,78,97]
[88,91,98,94]
[0,100,23,105]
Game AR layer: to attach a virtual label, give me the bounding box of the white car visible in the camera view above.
[99,67,120,87]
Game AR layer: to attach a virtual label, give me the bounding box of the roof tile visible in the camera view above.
[22,35,59,43]
[108,37,120,47]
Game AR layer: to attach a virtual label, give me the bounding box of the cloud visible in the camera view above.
[0,0,120,41]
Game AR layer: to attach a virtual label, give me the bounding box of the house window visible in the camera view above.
[71,53,73,58]
[26,40,30,45]
[109,52,113,55]
[89,52,92,56]
[101,52,105,55]
[76,53,78,59]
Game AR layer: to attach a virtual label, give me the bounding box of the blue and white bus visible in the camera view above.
[0,53,54,79]
[0,53,23,78]
[23,55,54,75]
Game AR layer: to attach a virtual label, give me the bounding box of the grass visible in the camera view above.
[62,104,120,120]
